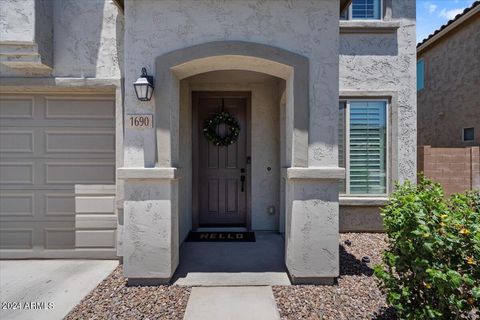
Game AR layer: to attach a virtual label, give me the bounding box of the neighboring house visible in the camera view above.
[0,0,416,285]
[417,1,480,147]
[416,2,480,196]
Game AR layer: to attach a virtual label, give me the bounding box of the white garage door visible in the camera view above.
[0,93,115,257]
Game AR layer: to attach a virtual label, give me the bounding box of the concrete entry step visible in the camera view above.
[172,232,291,286]
[183,286,281,320]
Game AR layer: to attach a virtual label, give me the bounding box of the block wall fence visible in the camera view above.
[418,145,480,195]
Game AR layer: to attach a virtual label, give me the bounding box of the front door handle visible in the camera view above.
[240,175,245,192]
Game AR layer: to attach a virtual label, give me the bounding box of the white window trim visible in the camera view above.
[343,0,384,21]
[340,98,389,197]
[462,127,475,142]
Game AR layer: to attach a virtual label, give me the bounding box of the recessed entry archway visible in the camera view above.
[154,41,309,169]
[154,41,310,240]
[122,41,343,285]
[185,72,283,233]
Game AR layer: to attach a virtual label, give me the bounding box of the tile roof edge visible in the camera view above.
[417,1,480,49]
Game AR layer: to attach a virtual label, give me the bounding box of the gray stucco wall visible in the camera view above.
[339,0,416,184]
[0,0,420,261]
[417,14,480,147]
[121,0,343,282]
[35,0,53,68]
[53,0,123,78]
[0,0,123,78]
[0,0,35,42]
[122,0,339,168]
[0,0,53,69]
[339,206,384,232]
[338,0,416,231]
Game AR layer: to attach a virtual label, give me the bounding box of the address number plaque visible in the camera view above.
[126,114,153,129]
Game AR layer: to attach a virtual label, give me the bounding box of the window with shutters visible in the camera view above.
[340,0,382,20]
[339,101,347,193]
[339,100,388,195]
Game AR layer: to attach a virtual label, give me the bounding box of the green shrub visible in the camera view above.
[374,175,480,319]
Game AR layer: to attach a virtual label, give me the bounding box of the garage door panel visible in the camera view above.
[0,192,34,218]
[0,161,34,185]
[0,221,75,250]
[0,228,33,249]
[0,96,34,119]
[0,95,114,128]
[45,161,115,184]
[45,130,115,153]
[0,185,77,190]
[0,119,115,128]
[0,215,74,222]
[1,160,115,188]
[0,93,115,257]
[45,97,115,119]
[0,127,114,159]
[44,227,75,249]
[0,190,75,221]
[0,129,34,153]
[44,192,75,217]
[1,154,114,160]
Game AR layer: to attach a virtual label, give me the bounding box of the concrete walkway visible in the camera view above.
[183,286,281,320]
[0,260,118,320]
[173,232,291,286]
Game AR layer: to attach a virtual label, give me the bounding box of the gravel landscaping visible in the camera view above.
[66,233,391,320]
[273,233,395,320]
[65,266,191,320]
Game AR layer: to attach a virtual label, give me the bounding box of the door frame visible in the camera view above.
[192,91,252,230]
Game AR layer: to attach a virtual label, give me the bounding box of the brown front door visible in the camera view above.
[193,92,249,227]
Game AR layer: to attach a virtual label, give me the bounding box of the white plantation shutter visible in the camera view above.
[338,102,346,193]
[349,101,387,194]
[351,0,381,19]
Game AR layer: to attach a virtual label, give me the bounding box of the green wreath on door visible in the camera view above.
[203,111,240,146]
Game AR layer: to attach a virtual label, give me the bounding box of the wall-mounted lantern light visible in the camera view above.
[134,67,154,101]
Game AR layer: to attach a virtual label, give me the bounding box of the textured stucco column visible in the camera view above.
[284,167,344,284]
[118,168,179,285]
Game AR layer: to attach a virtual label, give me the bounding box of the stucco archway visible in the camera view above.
[121,41,342,285]
[154,41,309,169]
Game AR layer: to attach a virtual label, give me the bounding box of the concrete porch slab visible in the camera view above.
[0,260,118,320]
[172,232,291,286]
[183,286,281,320]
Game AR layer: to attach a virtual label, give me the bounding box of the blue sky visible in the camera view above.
[416,0,476,43]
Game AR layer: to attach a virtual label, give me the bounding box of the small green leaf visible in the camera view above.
[447,270,462,287]
[472,287,480,299]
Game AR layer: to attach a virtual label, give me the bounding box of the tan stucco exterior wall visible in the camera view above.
[417,12,480,147]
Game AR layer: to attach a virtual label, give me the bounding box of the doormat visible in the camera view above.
[186,231,255,242]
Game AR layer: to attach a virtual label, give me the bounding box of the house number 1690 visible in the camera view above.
[126,114,153,129]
